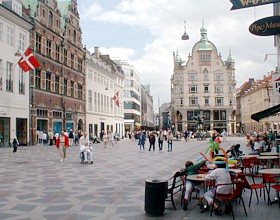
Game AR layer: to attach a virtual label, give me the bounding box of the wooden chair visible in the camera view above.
[210,181,248,220]
[165,171,185,209]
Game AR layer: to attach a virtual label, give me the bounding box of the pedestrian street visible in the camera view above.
[0,137,279,220]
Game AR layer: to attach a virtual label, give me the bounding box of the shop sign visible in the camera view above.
[249,16,280,36]
[273,72,280,96]
[230,0,280,10]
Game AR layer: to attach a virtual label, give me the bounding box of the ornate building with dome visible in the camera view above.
[170,23,236,134]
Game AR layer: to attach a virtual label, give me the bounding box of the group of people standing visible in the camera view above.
[136,130,175,152]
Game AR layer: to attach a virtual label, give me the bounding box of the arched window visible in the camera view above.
[48,11,53,26]
[73,30,76,42]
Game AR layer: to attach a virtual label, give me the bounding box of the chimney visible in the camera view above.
[94,47,99,59]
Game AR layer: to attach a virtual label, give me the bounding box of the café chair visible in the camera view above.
[242,157,258,175]
[237,173,266,207]
[210,181,248,220]
[262,173,280,208]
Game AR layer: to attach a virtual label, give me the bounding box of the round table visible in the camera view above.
[260,152,279,156]
[187,174,206,181]
[258,168,280,175]
[228,168,242,174]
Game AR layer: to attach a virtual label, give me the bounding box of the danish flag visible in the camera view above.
[113,91,120,107]
[18,48,41,72]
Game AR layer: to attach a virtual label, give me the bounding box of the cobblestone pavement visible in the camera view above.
[0,137,279,220]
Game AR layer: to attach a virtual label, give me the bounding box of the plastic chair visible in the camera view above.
[237,173,265,207]
[242,157,258,175]
[262,173,280,208]
[210,181,248,220]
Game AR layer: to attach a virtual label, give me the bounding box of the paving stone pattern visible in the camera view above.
[0,137,279,220]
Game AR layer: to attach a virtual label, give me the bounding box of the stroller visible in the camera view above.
[80,145,93,164]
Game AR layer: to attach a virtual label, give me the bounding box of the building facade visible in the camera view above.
[171,24,236,134]
[0,0,32,147]
[240,74,280,134]
[115,60,141,133]
[141,84,154,130]
[85,47,125,139]
[159,102,171,130]
[22,0,86,144]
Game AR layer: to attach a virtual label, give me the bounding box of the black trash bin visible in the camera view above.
[145,178,167,217]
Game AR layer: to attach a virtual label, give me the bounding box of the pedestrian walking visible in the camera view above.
[158,130,164,151]
[148,131,156,151]
[68,129,74,147]
[138,130,146,151]
[48,129,54,146]
[108,131,114,147]
[103,131,108,148]
[12,137,19,153]
[167,130,174,152]
[56,131,70,162]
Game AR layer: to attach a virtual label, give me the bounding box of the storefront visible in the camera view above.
[0,117,10,147]
[16,118,27,145]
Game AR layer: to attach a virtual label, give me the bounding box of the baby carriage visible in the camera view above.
[80,145,93,164]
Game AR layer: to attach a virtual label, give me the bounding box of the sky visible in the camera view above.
[77,0,277,112]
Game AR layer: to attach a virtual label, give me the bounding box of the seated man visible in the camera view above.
[183,160,206,210]
[203,160,232,215]
[83,144,93,164]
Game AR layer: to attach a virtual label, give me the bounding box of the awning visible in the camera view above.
[251,104,280,122]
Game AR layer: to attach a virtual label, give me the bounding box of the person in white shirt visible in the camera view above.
[203,161,232,214]
[79,132,93,163]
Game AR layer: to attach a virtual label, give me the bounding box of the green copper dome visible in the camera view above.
[198,21,213,51]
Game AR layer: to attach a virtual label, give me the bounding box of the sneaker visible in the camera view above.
[64,158,67,161]
[183,200,188,211]
[60,158,63,162]
[90,161,93,164]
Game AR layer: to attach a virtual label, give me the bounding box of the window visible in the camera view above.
[180,98,183,106]
[78,58,82,71]
[6,62,13,92]
[37,109,48,117]
[94,92,97,112]
[46,72,51,91]
[215,85,223,93]
[73,30,76,43]
[19,69,24,94]
[215,97,224,106]
[189,85,197,93]
[204,97,209,106]
[48,11,53,26]
[64,79,67,96]
[55,76,60,93]
[189,73,197,81]
[204,85,209,93]
[215,73,223,81]
[189,97,197,106]
[19,33,25,52]
[42,9,45,18]
[63,48,67,65]
[35,69,41,89]
[70,80,74,97]
[53,111,62,118]
[7,26,14,46]
[229,98,233,106]
[0,23,3,42]
[88,90,92,111]
[101,94,103,112]
[46,40,52,57]
[71,53,74,68]
[78,83,82,99]
[97,93,100,112]
[55,44,60,61]
[35,34,42,53]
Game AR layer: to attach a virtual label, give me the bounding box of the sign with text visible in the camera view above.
[249,16,280,36]
[272,72,280,96]
[230,0,280,10]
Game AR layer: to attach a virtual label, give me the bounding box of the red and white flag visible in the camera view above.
[112,91,119,107]
[18,47,41,72]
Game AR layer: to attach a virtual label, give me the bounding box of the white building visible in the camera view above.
[85,47,125,139]
[171,23,236,134]
[114,60,141,133]
[141,84,154,130]
[0,0,32,146]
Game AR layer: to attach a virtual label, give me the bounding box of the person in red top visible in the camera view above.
[56,130,70,162]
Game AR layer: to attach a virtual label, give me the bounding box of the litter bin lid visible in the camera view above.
[146,177,167,183]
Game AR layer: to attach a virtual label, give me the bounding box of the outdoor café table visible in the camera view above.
[257,156,279,168]
[228,168,242,174]
[187,174,207,191]
[260,152,280,156]
[258,168,280,205]
[239,155,259,159]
